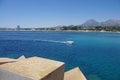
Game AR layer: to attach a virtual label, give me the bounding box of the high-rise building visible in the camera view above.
[17,25,21,30]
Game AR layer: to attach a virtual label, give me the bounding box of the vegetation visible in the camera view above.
[0,26,120,32]
[60,26,120,32]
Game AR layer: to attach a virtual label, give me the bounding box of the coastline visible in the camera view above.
[0,30,120,33]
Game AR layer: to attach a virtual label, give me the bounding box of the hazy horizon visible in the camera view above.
[0,0,120,28]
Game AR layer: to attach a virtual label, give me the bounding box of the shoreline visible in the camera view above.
[0,30,120,33]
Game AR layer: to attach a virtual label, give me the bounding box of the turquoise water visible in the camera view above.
[0,31,120,80]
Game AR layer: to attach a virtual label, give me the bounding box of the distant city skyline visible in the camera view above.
[0,0,120,28]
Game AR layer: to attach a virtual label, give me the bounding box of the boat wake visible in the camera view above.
[34,39,74,45]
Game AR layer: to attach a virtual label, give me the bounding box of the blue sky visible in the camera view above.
[0,0,120,28]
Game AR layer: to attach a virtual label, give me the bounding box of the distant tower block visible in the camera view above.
[17,25,21,30]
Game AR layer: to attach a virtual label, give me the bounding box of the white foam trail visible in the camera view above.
[34,39,66,44]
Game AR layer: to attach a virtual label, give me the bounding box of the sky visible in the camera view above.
[0,0,120,28]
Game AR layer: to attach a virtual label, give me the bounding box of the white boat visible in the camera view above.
[65,41,74,45]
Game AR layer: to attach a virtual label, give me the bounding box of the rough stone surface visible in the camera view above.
[0,57,64,80]
[64,67,87,80]
[17,55,26,60]
[0,58,16,65]
[41,64,64,80]
[0,69,32,80]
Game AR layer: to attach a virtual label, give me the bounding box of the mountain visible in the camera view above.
[81,19,100,27]
[81,19,120,27]
[100,19,120,26]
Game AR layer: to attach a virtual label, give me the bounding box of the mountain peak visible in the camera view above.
[86,19,97,22]
[101,19,120,26]
[81,19,120,27]
[82,19,99,27]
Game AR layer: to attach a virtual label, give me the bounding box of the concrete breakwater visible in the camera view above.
[0,56,86,80]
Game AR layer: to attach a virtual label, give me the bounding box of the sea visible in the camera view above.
[0,31,120,80]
